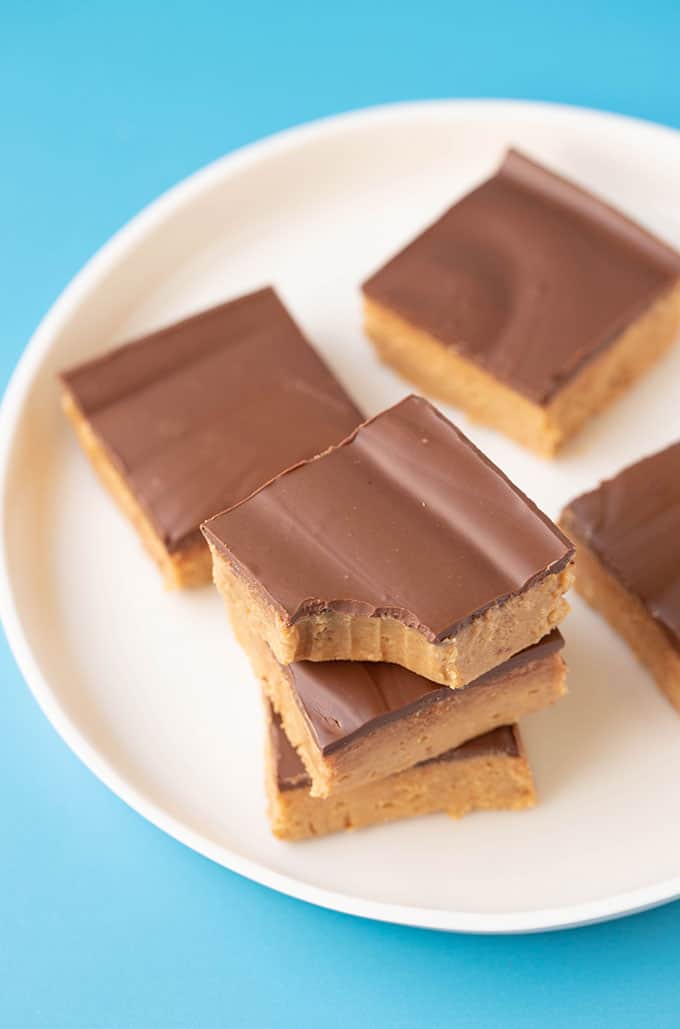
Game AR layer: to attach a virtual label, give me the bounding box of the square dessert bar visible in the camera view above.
[203,395,574,688]
[265,704,536,841]
[59,287,361,587]
[246,618,564,796]
[362,149,680,456]
[561,442,680,711]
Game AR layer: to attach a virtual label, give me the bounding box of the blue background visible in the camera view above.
[3,3,680,1025]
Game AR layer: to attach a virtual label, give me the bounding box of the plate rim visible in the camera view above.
[2,97,680,934]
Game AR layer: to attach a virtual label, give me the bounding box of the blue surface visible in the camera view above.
[2,3,680,1026]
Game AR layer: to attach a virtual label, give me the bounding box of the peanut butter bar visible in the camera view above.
[561,442,680,711]
[265,704,536,841]
[362,149,680,456]
[59,287,361,587]
[247,618,564,796]
[203,395,574,687]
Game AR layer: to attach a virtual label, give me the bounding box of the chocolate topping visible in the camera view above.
[287,630,563,754]
[269,707,314,791]
[203,395,573,641]
[363,149,680,404]
[60,287,362,550]
[563,442,680,648]
[269,705,520,792]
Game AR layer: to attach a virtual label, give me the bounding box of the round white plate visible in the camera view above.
[3,100,680,934]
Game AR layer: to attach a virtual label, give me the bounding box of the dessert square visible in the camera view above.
[246,617,564,796]
[59,287,361,587]
[561,442,680,710]
[265,704,536,841]
[203,395,574,687]
[362,149,680,456]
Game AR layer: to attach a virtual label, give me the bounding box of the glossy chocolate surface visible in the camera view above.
[363,149,680,404]
[204,395,573,641]
[287,630,563,754]
[563,442,680,647]
[61,287,362,550]
[269,705,520,792]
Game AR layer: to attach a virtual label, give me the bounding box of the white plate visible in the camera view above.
[2,100,680,934]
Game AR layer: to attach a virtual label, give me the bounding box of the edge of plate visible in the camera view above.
[2,98,680,934]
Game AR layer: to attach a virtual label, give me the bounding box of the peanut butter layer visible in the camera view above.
[561,442,680,709]
[362,149,680,455]
[204,395,574,686]
[266,705,536,841]
[246,616,564,796]
[60,287,362,587]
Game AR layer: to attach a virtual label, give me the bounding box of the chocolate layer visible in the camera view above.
[270,705,520,792]
[203,395,573,641]
[363,149,680,404]
[287,630,563,755]
[60,287,362,551]
[562,442,680,648]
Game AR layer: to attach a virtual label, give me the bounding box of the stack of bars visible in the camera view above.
[202,394,575,840]
[58,275,575,845]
